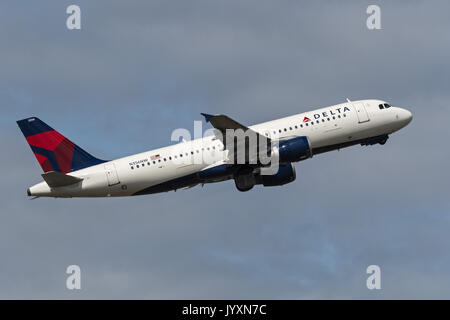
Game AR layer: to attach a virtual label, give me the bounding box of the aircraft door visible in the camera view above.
[104,163,120,186]
[352,101,370,123]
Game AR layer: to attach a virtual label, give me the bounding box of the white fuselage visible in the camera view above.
[28,99,412,197]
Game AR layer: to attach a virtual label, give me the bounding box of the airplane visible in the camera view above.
[17,99,412,198]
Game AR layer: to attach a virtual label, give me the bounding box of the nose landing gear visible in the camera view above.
[361,134,389,146]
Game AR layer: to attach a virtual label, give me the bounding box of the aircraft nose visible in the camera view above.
[396,108,413,127]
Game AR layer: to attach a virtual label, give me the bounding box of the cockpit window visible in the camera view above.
[384,103,391,108]
[379,104,384,110]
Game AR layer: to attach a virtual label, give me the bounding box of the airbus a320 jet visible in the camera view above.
[17,99,412,198]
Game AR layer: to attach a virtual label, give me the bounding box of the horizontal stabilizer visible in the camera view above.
[41,171,83,188]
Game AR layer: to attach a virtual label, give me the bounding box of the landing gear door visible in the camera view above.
[352,101,370,123]
[104,163,120,186]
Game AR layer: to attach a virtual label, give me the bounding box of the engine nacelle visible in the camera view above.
[273,136,312,163]
[259,163,296,187]
[234,167,256,192]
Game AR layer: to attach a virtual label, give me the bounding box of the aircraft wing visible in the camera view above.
[201,113,252,133]
[201,113,271,165]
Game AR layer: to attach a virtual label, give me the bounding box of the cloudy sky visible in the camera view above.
[1,0,449,299]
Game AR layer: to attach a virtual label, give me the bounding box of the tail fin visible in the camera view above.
[17,117,107,173]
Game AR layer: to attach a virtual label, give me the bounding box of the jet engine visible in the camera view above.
[272,136,312,163]
[234,163,297,191]
[258,163,296,187]
[234,167,256,192]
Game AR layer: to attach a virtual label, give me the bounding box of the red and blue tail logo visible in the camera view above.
[17,117,106,173]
